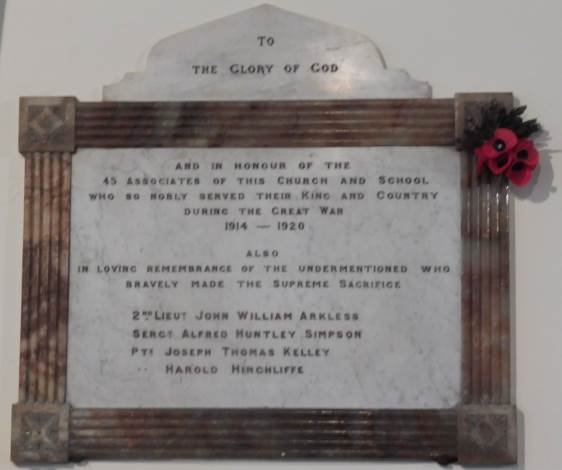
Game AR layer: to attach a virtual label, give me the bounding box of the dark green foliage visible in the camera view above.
[459,100,541,152]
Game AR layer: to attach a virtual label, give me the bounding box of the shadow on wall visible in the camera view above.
[512,129,558,203]
[511,97,557,203]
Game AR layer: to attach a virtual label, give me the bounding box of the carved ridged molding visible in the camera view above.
[456,92,513,406]
[13,95,517,465]
[75,99,455,148]
[18,151,72,404]
[69,409,457,463]
[455,93,516,465]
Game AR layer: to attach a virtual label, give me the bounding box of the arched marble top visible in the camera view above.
[103,4,431,101]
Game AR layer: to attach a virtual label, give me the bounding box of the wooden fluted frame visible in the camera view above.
[12,94,517,466]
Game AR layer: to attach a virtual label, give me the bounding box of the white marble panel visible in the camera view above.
[68,147,461,408]
[104,4,430,101]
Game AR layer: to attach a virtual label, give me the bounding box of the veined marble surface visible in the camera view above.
[104,4,431,101]
[67,147,461,408]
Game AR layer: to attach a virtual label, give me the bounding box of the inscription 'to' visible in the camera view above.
[257,36,275,46]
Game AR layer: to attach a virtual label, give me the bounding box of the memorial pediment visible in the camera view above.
[104,4,431,100]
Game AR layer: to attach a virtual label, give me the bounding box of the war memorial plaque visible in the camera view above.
[12,5,518,466]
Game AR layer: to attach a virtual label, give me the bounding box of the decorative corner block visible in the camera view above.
[454,92,514,146]
[11,403,70,465]
[458,405,517,465]
[19,96,76,153]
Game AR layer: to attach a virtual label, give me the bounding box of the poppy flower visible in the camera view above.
[511,139,539,169]
[506,161,534,186]
[479,128,518,159]
[505,139,540,186]
[487,151,514,175]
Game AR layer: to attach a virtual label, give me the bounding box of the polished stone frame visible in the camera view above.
[12,93,517,465]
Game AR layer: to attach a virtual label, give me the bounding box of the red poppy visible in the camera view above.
[487,151,514,175]
[505,139,540,186]
[506,161,534,186]
[511,139,539,168]
[479,128,518,159]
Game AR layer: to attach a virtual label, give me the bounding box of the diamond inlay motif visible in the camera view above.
[29,107,65,139]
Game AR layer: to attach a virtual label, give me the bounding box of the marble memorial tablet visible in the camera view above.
[12,5,518,466]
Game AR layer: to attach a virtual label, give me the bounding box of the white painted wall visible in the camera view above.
[0,1,561,469]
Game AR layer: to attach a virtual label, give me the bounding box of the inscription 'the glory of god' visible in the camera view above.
[192,36,339,76]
